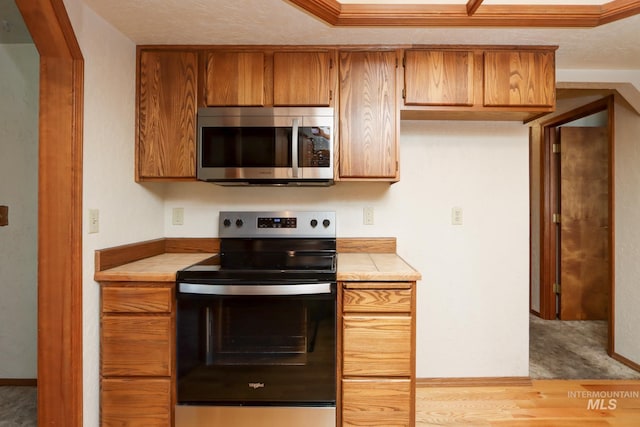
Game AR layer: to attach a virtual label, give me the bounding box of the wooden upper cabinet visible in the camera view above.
[404,49,474,106]
[273,51,334,106]
[484,50,555,108]
[339,50,399,180]
[205,51,265,106]
[137,50,197,180]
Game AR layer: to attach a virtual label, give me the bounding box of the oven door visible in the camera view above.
[176,282,336,408]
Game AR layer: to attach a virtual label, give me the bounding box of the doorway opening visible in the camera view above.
[527,94,637,379]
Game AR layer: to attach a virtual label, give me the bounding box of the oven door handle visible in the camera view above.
[178,282,333,296]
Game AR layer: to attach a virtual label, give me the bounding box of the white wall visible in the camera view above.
[164,120,531,378]
[0,43,39,379]
[614,97,640,365]
[62,0,166,425]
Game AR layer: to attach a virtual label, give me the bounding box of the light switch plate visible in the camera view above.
[172,207,184,225]
[451,206,463,225]
[88,209,99,234]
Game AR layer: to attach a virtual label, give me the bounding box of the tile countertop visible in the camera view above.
[94,252,421,283]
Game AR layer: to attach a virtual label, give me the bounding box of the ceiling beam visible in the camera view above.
[466,0,484,16]
[287,0,640,27]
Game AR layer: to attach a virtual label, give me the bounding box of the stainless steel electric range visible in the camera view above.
[175,211,337,427]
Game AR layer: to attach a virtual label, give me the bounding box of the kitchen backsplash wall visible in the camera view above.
[163,120,531,379]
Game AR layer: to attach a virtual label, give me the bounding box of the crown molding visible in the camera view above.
[287,0,640,27]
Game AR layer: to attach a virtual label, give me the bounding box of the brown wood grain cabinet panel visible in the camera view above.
[342,379,412,427]
[138,50,197,179]
[102,286,172,313]
[342,315,411,377]
[343,288,412,313]
[273,51,333,106]
[483,50,555,107]
[101,316,172,377]
[404,49,474,106]
[339,50,399,180]
[101,378,171,426]
[205,51,265,106]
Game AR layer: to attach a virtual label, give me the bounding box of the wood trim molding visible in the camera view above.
[16,0,84,425]
[417,376,533,387]
[288,0,639,27]
[0,379,38,386]
[611,351,640,373]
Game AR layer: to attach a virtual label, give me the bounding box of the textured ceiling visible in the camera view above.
[81,0,640,70]
[3,0,639,70]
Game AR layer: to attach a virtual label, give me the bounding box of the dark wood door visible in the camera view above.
[559,126,609,320]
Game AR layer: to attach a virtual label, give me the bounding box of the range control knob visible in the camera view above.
[235,219,244,227]
[310,219,318,228]
[323,219,331,228]
[223,218,231,227]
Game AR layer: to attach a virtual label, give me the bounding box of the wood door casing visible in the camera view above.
[559,126,609,320]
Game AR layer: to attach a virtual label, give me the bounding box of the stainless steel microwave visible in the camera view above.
[197,107,335,186]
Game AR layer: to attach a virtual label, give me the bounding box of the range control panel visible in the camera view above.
[219,211,336,238]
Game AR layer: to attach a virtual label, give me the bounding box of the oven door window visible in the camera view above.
[177,292,336,406]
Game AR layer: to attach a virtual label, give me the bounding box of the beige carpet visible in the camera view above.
[0,387,36,426]
[529,314,640,379]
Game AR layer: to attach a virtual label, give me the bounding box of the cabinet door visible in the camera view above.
[484,50,555,107]
[138,50,197,180]
[342,379,412,427]
[102,316,172,377]
[102,286,172,314]
[339,51,399,180]
[404,50,474,106]
[273,51,333,106]
[342,315,411,377]
[101,378,171,426]
[205,51,265,106]
[343,288,412,313]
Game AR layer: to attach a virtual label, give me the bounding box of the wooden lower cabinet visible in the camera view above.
[100,283,174,427]
[102,378,171,427]
[342,379,412,427]
[339,281,416,427]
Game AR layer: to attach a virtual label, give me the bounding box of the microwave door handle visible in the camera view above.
[291,118,299,178]
[178,283,333,296]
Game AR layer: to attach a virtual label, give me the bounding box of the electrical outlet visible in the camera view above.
[451,206,463,225]
[172,207,184,225]
[363,207,374,225]
[88,209,99,234]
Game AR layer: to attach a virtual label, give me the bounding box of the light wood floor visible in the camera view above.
[417,380,640,426]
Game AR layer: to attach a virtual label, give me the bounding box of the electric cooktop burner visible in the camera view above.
[177,211,337,284]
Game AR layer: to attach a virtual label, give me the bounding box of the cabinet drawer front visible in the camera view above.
[102,286,172,313]
[102,316,172,376]
[343,316,411,376]
[342,379,411,427]
[101,378,171,426]
[343,288,412,313]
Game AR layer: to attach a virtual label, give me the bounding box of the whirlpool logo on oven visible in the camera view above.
[248,382,265,390]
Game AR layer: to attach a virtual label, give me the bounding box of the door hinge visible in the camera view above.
[329,89,333,101]
[552,143,561,153]
[402,56,406,67]
[329,58,334,69]
[553,213,561,224]
[553,283,561,294]
[402,88,406,99]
